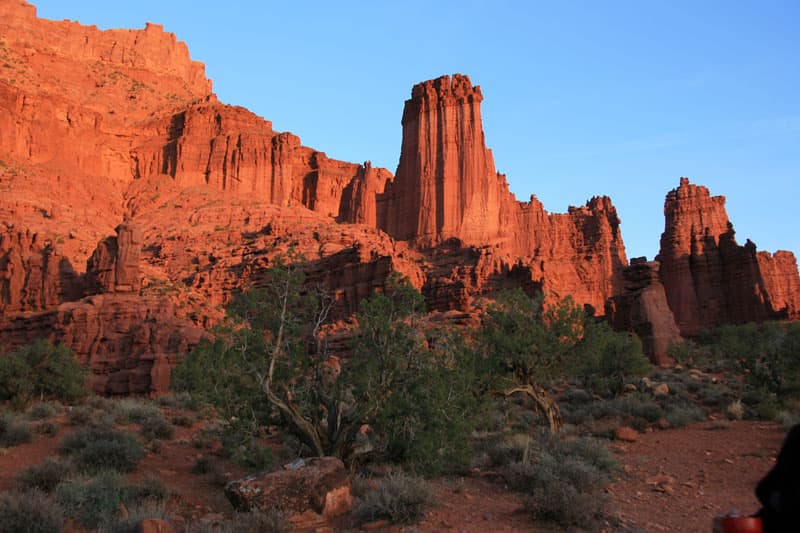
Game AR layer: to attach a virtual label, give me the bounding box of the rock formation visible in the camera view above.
[607,258,682,364]
[657,178,800,336]
[381,75,628,314]
[2,2,799,395]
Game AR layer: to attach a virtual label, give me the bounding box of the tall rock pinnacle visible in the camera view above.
[385,74,508,245]
[657,178,800,336]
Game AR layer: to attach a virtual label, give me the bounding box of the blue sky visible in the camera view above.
[33,1,799,260]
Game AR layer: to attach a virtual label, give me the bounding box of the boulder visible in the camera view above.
[224,457,352,526]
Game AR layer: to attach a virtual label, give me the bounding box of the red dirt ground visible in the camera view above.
[0,418,788,532]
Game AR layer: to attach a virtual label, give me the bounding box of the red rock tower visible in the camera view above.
[385,74,509,246]
[657,177,800,336]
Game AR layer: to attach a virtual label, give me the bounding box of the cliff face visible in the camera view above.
[381,75,628,314]
[657,178,800,336]
[3,2,799,389]
[607,258,681,364]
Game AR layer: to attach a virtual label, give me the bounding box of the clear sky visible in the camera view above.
[32,1,799,261]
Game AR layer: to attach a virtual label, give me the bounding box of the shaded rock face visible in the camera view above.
[225,457,352,527]
[657,178,800,336]
[608,258,681,365]
[0,222,202,396]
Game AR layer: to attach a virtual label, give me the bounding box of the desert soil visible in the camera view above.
[0,419,787,532]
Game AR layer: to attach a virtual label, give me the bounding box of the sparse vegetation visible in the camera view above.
[58,427,145,473]
[0,340,86,408]
[352,471,435,525]
[15,458,75,493]
[0,412,33,447]
[0,489,65,533]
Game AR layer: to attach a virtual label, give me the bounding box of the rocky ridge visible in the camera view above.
[1,1,799,391]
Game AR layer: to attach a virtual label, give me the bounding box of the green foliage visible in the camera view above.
[0,412,33,447]
[58,427,145,473]
[27,402,58,420]
[352,285,480,474]
[0,489,65,533]
[503,434,615,529]
[67,405,93,426]
[175,260,481,472]
[714,322,800,400]
[576,321,651,397]
[15,459,75,493]
[0,340,86,407]
[480,290,584,388]
[55,471,127,529]
[352,471,435,525]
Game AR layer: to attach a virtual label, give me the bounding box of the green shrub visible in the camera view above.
[58,427,145,473]
[35,421,59,436]
[27,402,58,420]
[96,500,167,533]
[191,455,218,475]
[139,414,173,440]
[0,489,65,533]
[0,340,86,407]
[352,471,434,525]
[664,405,705,428]
[171,414,195,427]
[55,471,126,529]
[221,431,275,470]
[67,405,93,426]
[15,458,75,493]
[503,434,614,529]
[110,399,161,425]
[0,413,33,447]
[228,510,290,533]
[124,475,169,504]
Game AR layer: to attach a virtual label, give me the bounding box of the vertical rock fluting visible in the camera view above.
[657,178,800,336]
[383,74,628,314]
[385,74,507,245]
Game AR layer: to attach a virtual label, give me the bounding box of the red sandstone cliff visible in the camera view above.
[3,1,800,389]
[381,74,628,314]
[657,178,800,336]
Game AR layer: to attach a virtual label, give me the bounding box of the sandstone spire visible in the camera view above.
[657,177,800,336]
[384,74,509,245]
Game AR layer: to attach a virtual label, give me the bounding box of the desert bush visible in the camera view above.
[55,471,126,529]
[110,398,161,425]
[124,475,169,506]
[171,413,195,427]
[575,321,651,397]
[0,489,65,533]
[175,266,481,473]
[138,413,173,440]
[58,427,144,473]
[352,471,434,525]
[0,340,86,407]
[96,500,167,533]
[726,399,745,420]
[15,458,75,493]
[229,510,290,533]
[502,433,615,529]
[191,455,218,475]
[0,412,33,447]
[220,433,275,470]
[27,402,58,420]
[35,421,59,436]
[664,404,705,428]
[67,405,93,426]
